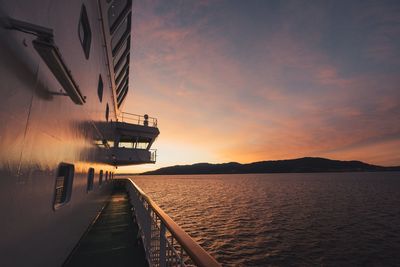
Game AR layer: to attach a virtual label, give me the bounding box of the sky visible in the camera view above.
[121,0,400,172]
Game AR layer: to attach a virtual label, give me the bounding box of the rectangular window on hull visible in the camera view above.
[53,163,74,209]
[87,167,94,192]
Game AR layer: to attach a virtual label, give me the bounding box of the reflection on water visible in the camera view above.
[130,172,400,267]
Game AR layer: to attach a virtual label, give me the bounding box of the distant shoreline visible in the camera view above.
[129,157,400,176]
[117,170,400,176]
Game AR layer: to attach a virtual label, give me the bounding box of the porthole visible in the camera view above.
[53,163,75,209]
[87,167,94,192]
[78,4,92,59]
[98,75,103,102]
[106,103,109,121]
[99,170,103,186]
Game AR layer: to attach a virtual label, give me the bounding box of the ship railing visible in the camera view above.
[122,178,221,267]
[117,112,158,127]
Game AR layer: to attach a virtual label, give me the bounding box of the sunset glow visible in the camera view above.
[121,0,400,172]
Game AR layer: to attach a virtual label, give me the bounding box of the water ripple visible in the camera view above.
[131,172,400,267]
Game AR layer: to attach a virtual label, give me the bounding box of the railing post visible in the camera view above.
[160,222,166,267]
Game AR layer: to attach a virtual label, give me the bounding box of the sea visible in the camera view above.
[130,172,400,267]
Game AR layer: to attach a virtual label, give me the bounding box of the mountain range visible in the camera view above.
[141,157,400,175]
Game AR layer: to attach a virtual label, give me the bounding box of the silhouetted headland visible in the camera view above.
[141,157,400,175]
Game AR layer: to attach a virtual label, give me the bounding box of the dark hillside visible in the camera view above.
[142,157,400,175]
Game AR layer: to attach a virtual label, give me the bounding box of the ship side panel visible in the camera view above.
[0,0,119,266]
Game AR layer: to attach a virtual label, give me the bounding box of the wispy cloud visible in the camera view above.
[124,0,400,172]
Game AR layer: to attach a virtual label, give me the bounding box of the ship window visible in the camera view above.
[113,38,129,67]
[114,52,129,76]
[117,83,128,101]
[99,170,103,186]
[117,85,128,107]
[111,16,131,56]
[94,140,105,147]
[98,75,103,102]
[118,142,134,148]
[106,103,109,121]
[114,49,130,76]
[78,4,92,59]
[95,140,114,147]
[87,167,94,192]
[118,141,149,149]
[108,0,131,34]
[116,75,128,95]
[136,142,149,149]
[115,64,129,86]
[53,163,74,209]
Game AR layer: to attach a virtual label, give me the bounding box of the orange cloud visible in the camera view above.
[121,1,400,172]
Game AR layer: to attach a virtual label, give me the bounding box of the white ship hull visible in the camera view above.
[0,1,155,265]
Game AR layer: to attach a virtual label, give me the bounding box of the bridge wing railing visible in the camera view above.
[117,112,158,127]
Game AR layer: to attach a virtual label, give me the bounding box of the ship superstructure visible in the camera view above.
[0,1,219,266]
[0,0,157,265]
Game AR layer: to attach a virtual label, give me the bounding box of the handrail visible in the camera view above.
[117,112,158,127]
[123,178,220,267]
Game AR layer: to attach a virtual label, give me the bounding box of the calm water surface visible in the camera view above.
[130,172,400,266]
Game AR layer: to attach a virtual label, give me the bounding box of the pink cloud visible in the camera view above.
[124,1,400,169]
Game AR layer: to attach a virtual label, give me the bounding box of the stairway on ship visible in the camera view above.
[64,189,148,267]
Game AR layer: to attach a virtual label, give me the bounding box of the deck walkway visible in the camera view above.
[64,190,148,267]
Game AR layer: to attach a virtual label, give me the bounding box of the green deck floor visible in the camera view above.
[64,190,148,267]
